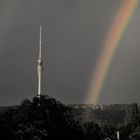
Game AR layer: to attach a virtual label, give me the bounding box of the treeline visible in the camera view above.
[71,104,127,125]
[0,95,140,140]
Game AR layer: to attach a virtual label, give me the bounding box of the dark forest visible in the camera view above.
[0,95,140,140]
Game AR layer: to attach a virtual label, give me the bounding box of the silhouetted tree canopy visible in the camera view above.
[0,95,83,140]
[0,96,140,140]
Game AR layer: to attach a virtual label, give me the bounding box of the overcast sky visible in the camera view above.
[0,0,140,105]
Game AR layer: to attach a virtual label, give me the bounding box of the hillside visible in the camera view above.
[70,104,130,125]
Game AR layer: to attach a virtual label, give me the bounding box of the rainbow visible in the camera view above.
[86,0,138,104]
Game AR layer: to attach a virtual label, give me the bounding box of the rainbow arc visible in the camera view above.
[86,0,138,104]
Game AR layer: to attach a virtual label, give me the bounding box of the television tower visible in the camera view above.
[37,26,43,97]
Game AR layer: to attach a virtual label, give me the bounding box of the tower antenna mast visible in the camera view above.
[37,25,43,98]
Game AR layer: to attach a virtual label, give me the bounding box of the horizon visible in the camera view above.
[0,94,140,107]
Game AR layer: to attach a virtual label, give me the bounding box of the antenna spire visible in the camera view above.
[37,25,43,98]
[39,25,42,60]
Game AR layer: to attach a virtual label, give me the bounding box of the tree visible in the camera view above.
[118,123,136,140]
[129,127,140,140]
[83,121,101,140]
[126,103,139,125]
[0,95,84,140]
[101,124,117,140]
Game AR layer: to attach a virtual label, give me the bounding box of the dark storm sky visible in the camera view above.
[0,0,140,105]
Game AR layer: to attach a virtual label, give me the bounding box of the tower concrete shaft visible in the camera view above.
[37,26,43,97]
